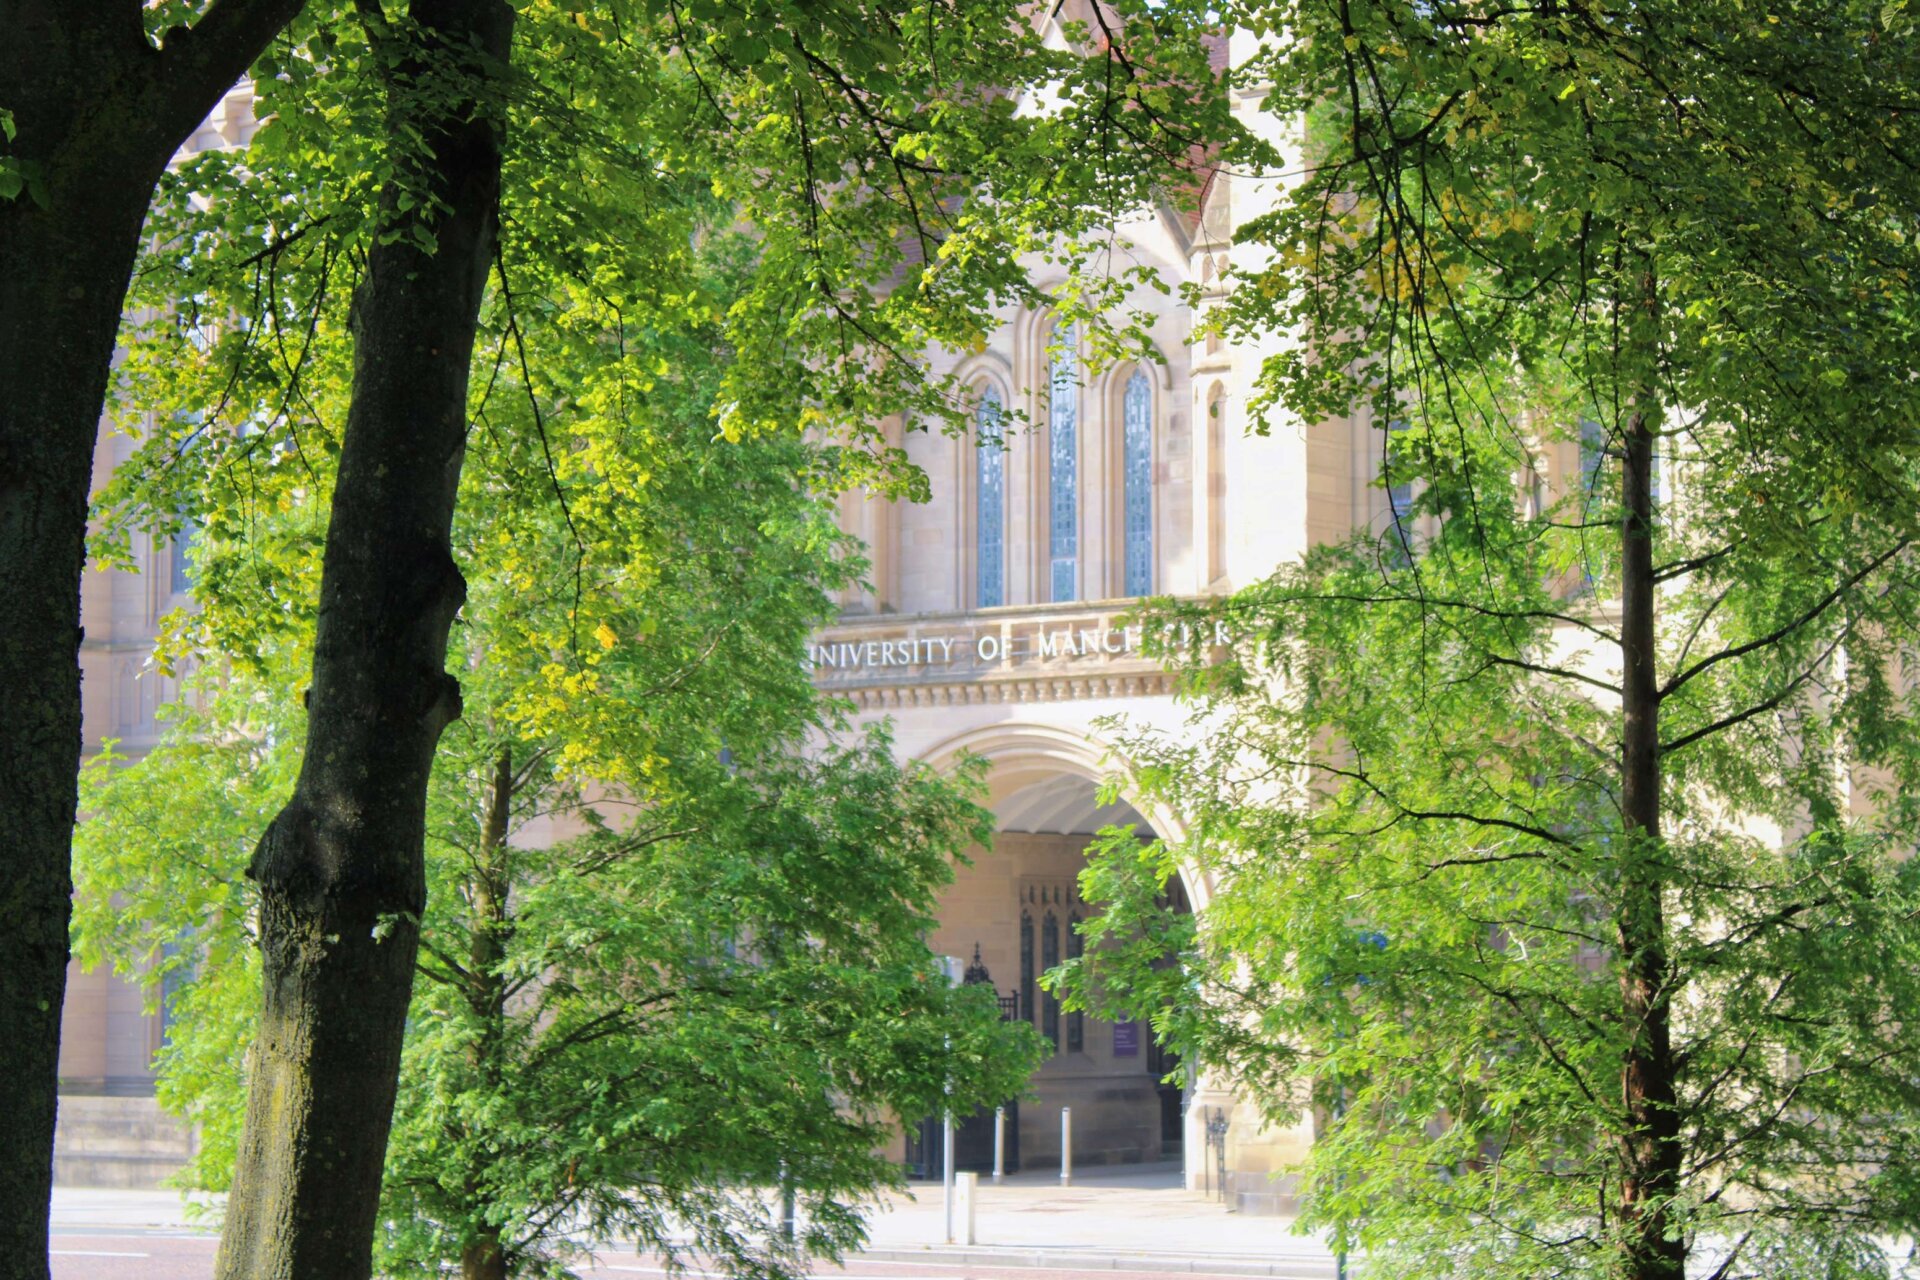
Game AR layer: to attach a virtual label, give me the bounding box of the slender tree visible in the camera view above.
[0,6,307,1275]
[1062,4,1920,1278]
[200,2,516,1273]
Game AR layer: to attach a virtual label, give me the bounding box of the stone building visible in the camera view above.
[809,26,1408,1209]
[55,29,1404,1213]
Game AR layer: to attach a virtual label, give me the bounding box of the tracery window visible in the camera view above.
[1122,371,1153,597]
[976,388,1007,608]
[1048,323,1078,602]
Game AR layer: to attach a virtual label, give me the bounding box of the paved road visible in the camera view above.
[49,1236,1339,1280]
[51,1233,213,1280]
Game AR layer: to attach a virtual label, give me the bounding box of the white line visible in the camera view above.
[601,1272,981,1280]
[51,1251,151,1259]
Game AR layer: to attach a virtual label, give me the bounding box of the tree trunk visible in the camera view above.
[0,8,302,1276]
[1615,265,1684,1280]
[214,4,515,1276]
[0,188,153,1280]
[459,749,513,1280]
[461,1229,510,1280]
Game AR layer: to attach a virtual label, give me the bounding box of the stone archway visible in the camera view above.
[915,724,1202,1178]
[916,722,1209,911]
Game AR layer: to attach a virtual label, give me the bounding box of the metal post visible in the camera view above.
[943,1111,956,1242]
[1333,1089,1348,1280]
[993,1107,1005,1183]
[956,1171,978,1245]
[1060,1107,1072,1187]
[780,1162,795,1241]
[938,956,963,1246]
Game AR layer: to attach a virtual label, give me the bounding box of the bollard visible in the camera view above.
[955,1171,978,1245]
[993,1106,1005,1183]
[943,1112,957,1242]
[1060,1106,1072,1187]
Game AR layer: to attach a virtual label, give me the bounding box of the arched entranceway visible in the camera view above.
[922,768,1192,1174]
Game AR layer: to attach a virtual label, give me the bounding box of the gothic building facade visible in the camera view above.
[58,31,1406,1211]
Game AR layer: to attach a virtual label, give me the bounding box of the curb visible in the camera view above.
[851,1246,1336,1277]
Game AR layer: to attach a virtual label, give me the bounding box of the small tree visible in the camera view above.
[1062,4,1920,1279]
[78,295,1041,1277]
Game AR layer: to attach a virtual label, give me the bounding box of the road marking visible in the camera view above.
[601,1273,986,1280]
[51,1251,151,1259]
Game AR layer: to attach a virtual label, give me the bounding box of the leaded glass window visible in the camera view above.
[976,388,1006,608]
[1020,910,1035,1027]
[1386,421,1413,566]
[1066,911,1084,1052]
[170,519,196,595]
[1578,418,1606,513]
[1041,911,1061,1046]
[1122,371,1153,596]
[1048,323,1078,602]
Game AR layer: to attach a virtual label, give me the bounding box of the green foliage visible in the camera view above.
[92,0,1246,570]
[1070,499,1920,1277]
[78,3,1246,1270]
[1059,4,1920,1278]
[77,235,1041,1273]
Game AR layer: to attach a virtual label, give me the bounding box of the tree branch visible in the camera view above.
[152,0,308,142]
[1661,540,1906,699]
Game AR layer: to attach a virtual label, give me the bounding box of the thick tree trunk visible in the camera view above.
[1615,323,1683,1278]
[0,192,153,1280]
[0,8,301,1277]
[214,4,514,1277]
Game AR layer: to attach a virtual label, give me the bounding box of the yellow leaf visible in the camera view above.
[594,621,618,650]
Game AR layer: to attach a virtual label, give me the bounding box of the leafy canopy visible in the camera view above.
[1061,4,1920,1278]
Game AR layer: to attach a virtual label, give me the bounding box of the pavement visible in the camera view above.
[859,1162,1336,1275]
[48,1162,1344,1280]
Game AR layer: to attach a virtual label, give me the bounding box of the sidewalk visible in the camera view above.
[859,1162,1336,1276]
[50,1164,1341,1277]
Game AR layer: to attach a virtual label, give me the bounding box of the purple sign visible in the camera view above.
[1112,1021,1141,1057]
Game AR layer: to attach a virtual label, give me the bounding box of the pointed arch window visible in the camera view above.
[1385,420,1414,567]
[1020,910,1035,1027]
[1048,323,1079,602]
[976,388,1007,608]
[170,518,197,595]
[1122,371,1153,596]
[1578,417,1607,514]
[1066,910,1085,1052]
[1041,910,1061,1046]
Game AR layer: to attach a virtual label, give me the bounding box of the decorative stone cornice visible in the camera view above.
[834,670,1180,711]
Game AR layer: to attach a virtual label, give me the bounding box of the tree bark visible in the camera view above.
[213,3,514,1276]
[459,749,514,1280]
[1615,264,1683,1280]
[0,6,301,1277]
